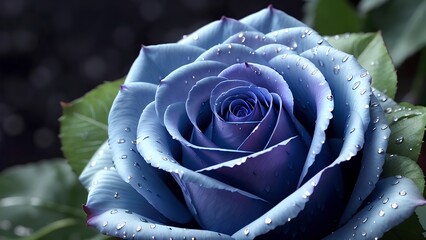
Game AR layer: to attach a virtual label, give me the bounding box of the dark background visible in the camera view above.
[0,0,306,171]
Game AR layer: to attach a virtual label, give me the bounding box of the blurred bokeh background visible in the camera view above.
[1,0,425,171]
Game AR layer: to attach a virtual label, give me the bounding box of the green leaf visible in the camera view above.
[327,32,397,98]
[385,103,426,162]
[0,160,107,240]
[303,0,362,35]
[364,0,426,66]
[358,0,390,15]
[382,155,425,194]
[59,80,123,175]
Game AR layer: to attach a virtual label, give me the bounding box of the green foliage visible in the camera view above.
[59,80,123,175]
[0,160,108,240]
[327,32,397,98]
[363,0,426,66]
[385,103,426,162]
[304,0,361,35]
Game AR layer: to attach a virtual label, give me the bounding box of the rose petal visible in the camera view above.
[255,43,296,61]
[195,43,268,66]
[197,135,307,204]
[239,93,299,151]
[155,61,227,125]
[339,95,390,224]
[324,177,426,240]
[266,27,330,54]
[269,54,334,185]
[223,31,275,50]
[163,101,250,170]
[301,46,371,138]
[210,84,269,149]
[86,208,234,240]
[232,164,345,239]
[84,167,167,224]
[240,6,305,33]
[79,141,113,190]
[180,180,272,235]
[178,17,256,49]
[108,82,191,223]
[137,102,272,234]
[218,62,313,148]
[125,44,204,84]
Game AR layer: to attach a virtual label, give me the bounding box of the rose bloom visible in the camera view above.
[80,6,425,240]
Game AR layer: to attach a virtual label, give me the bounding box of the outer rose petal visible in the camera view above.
[108,82,191,223]
[240,6,305,33]
[125,44,204,84]
[324,177,426,240]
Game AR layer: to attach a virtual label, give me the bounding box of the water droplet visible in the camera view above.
[381,125,388,130]
[117,222,126,230]
[103,221,108,227]
[392,180,400,185]
[391,203,398,209]
[333,65,340,74]
[395,137,404,144]
[150,224,156,229]
[302,64,308,70]
[124,127,131,132]
[264,218,272,225]
[342,55,349,63]
[347,74,353,81]
[378,210,385,217]
[326,95,333,101]
[377,148,384,154]
[362,232,367,237]
[362,217,368,223]
[353,225,358,230]
[110,209,118,214]
[117,139,126,144]
[317,39,324,45]
[136,226,142,232]
[385,107,392,114]
[382,197,389,204]
[352,81,361,90]
[121,155,127,159]
[193,35,199,41]
[399,190,407,196]
[318,60,324,67]
[350,128,355,133]
[287,218,291,222]
[360,72,369,78]
[244,228,250,236]
[114,192,120,199]
[395,175,402,179]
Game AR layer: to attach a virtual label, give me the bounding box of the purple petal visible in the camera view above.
[265,27,330,54]
[163,101,250,170]
[125,44,204,84]
[255,43,297,61]
[178,17,256,49]
[232,164,345,239]
[324,177,426,240]
[240,6,305,33]
[86,208,234,240]
[269,54,334,185]
[339,95,390,224]
[195,42,268,66]
[84,167,167,224]
[108,82,191,223]
[197,136,307,204]
[155,61,227,125]
[79,141,114,189]
[222,31,275,50]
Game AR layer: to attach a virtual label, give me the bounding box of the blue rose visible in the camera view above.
[79,6,425,239]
